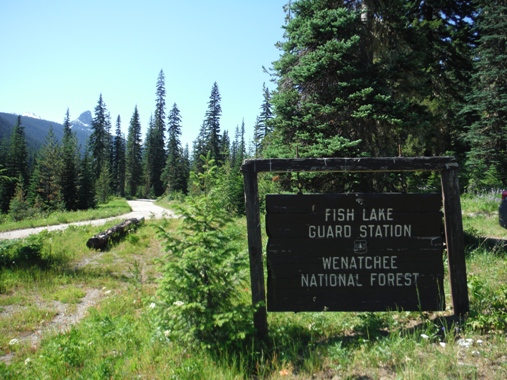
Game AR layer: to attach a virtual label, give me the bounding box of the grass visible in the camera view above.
[0,198,131,232]
[1,194,507,378]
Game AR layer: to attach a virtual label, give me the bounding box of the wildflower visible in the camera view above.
[173,301,184,307]
[9,338,20,346]
[420,334,429,339]
[164,330,171,337]
[149,302,156,309]
[24,358,31,365]
[457,338,474,348]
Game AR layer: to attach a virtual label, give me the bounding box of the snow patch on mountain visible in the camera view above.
[21,112,42,119]
[71,111,93,131]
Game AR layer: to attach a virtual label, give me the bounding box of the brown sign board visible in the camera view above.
[266,193,445,312]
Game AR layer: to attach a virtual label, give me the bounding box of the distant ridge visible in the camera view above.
[0,112,92,153]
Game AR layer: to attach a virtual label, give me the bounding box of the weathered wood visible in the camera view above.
[241,157,468,338]
[86,217,144,250]
[241,157,458,174]
[266,193,445,312]
[441,169,469,316]
[242,164,268,341]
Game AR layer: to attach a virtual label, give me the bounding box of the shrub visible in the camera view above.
[155,155,253,349]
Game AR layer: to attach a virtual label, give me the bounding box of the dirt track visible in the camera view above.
[0,199,174,240]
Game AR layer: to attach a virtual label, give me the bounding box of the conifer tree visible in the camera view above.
[143,115,155,197]
[192,121,208,173]
[204,82,223,164]
[0,116,29,213]
[90,94,112,183]
[29,126,63,211]
[77,146,97,210]
[145,70,167,197]
[162,103,187,194]
[253,83,273,156]
[125,106,143,198]
[221,130,230,164]
[112,115,126,196]
[60,109,80,210]
[463,0,507,188]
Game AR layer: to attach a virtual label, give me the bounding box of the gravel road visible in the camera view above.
[0,199,174,240]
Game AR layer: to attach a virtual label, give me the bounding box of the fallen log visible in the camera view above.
[86,217,144,250]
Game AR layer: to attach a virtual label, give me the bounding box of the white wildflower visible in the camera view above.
[24,358,31,365]
[149,302,156,309]
[457,338,474,348]
[173,301,184,307]
[164,330,171,337]
[420,334,429,339]
[9,338,20,346]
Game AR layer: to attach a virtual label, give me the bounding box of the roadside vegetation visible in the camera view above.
[1,165,507,378]
[0,198,131,233]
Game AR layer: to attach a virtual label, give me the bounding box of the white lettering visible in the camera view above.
[370,272,420,287]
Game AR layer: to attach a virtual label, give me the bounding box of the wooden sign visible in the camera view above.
[266,193,445,312]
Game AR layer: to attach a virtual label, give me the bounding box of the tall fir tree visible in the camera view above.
[0,116,29,213]
[112,115,126,196]
[77,145,97,210]
[90,94,112,183]
[267,0,475,191]
[192,121,208,173]
[463,0,507,188]
[162,103,188,194]
[145,70,167,197]
[60,109,80,211]
[143,115,155,197]
[204,82,223,164]
[28,126,63,211]
[253,83,274,156]
[125,106,144,198]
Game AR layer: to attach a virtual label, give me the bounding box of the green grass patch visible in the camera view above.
[0,198,131,233]
[51,286,87,304]
[1,193,507,378]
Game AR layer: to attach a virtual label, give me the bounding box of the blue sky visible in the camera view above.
[0,0,286,147]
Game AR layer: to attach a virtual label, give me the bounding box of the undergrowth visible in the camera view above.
[1,191,507,378]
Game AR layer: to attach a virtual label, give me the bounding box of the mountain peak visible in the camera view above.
[21,112,42,120]
[71,111,92,130]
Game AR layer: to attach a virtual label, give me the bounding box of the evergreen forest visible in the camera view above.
[1,0,506,220]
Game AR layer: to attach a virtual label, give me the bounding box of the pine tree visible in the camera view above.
[77,146,97,210]
[204,82,223,164]
[162,103,187,194]
[0,116,29,213]
[29,126,63,211]
[112,115,126,196]
[253,83,273,156]
[145,70,167,197]
[463,0,507,188]
[143,115,155,197]
[192,121,208,173]
[406,0,476,157]
[125,106,144,198]
[221,130,230,164]
[60,109,80,211]
[90,94,112,182]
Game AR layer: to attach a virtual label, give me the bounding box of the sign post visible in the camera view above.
[241,157,468,341]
